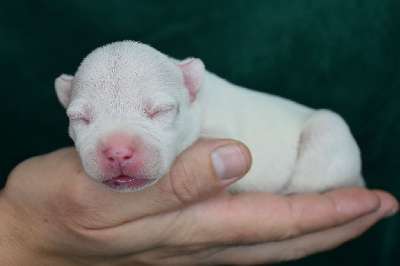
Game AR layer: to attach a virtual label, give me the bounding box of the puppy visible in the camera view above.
[55,41,365,194]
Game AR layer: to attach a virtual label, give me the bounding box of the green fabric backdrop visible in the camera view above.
[1,0,399,265]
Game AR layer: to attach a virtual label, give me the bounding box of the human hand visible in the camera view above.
[0,140,398,265]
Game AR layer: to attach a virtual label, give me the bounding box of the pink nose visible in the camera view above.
[103,146,134,166]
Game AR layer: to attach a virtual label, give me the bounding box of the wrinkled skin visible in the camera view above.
[0,140,398,265]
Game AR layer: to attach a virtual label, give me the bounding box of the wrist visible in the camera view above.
[0,195,46,265]
[0,203,27,264]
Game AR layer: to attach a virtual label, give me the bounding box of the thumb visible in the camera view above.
[35,140,251,228]
[154,139,252,206]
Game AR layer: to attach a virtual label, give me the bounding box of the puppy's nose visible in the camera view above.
[103,146,134,166]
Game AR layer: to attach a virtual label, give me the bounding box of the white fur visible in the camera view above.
[55,41,364,194]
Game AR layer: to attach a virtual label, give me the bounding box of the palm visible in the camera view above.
[1,145,397,265]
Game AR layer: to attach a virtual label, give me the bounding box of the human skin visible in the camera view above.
[0,140,398,265]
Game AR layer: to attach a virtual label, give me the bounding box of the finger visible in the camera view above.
[167,187,388,246]
[156,139,252,205]
[208,190,398,265]
[115,139,252,219]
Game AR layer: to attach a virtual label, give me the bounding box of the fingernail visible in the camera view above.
[384,207,398,218]
[211,143,247,179]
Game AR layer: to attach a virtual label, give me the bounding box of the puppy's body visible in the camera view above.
[56,41,364,194]
[199,73,363,193]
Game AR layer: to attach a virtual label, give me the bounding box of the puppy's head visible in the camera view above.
[55,41,204,192]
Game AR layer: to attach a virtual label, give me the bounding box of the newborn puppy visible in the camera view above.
[55,41,365,194]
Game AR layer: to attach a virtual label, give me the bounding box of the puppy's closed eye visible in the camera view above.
[147,104,176,120]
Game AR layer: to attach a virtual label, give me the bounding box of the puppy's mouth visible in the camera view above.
[102,175,156,191]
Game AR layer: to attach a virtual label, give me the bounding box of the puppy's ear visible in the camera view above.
[55,74,73,109]
[178,58,205,102]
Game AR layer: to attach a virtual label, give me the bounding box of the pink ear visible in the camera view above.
[179,58,205,102]
[55,74,73,109]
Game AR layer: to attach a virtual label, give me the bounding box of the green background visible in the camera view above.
[1,0,399,265]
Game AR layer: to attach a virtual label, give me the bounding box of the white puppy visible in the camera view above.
[55,41,365,194]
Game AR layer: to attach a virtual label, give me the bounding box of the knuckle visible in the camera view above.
[168,157,201,204]
[280,198,303,240]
